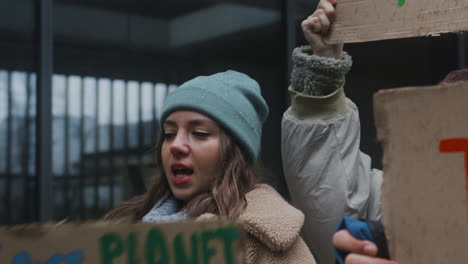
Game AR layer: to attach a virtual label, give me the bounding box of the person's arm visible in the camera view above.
[281,0,382,262]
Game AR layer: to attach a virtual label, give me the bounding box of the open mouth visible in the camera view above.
[172,167,194,177]
[171,164,194,184]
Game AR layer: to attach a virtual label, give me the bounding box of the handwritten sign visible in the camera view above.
[326,0,468,43]
[0,220,244,264]
[374,81,468,263]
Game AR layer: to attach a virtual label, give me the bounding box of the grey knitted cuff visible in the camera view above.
[291,46,352,96]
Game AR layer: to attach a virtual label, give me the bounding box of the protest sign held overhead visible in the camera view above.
[373,81,468,263]
[326,0,468,43]
[0,220,244,264]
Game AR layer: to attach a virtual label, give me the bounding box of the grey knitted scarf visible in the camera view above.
[142,192,188,223]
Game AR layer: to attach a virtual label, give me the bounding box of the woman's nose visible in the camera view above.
[170,133,190,156]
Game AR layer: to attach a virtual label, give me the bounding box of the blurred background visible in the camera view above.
[0,0,465,224]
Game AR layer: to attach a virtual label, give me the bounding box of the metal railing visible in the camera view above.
[0,69,174,224]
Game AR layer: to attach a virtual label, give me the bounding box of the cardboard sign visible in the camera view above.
[374,81,468,263]
[326,0,468,43]
[0,220,244,264]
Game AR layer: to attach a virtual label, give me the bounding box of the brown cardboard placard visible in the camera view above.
[374,81,468,263]
[0,220,244,264]
[326,0,468,43]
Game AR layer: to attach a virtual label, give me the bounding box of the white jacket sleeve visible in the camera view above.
[282,46,382,264]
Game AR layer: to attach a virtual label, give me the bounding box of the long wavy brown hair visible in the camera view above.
[103,127,260,221]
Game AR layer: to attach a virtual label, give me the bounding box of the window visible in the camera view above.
[0,68,175,222]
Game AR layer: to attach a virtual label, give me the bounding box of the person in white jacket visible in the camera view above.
[281,0,382,263]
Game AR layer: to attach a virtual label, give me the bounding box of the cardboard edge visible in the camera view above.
[324,30,461,45]
[0,219,244,236]
[373,86,431,259]
[372,89,395,258]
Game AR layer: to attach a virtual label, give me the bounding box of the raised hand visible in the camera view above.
[301,0,343,59]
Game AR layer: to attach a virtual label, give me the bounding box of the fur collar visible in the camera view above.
[198,184,304,251]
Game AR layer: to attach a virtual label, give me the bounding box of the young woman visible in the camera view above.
[104,70,316,264]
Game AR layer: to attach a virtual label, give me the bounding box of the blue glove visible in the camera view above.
[335,216,389,264]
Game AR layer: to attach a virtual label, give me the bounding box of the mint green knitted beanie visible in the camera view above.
[161,70,269,162]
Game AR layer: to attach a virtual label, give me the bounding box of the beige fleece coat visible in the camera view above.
[198,184,316,264]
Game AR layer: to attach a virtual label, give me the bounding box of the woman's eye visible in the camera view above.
[163,132,176,139]
[192,131,210,137]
